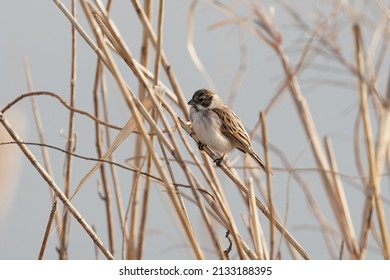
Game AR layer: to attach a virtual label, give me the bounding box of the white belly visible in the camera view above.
[190,109,233,156]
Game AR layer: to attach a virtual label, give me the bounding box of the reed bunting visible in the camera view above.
[188,89,272,174]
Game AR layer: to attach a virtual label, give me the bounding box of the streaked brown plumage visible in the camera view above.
[188,89,272,174]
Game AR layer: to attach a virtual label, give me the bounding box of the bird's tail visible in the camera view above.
[249,150,274,175]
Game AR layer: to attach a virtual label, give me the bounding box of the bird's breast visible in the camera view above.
[189,109,233,155]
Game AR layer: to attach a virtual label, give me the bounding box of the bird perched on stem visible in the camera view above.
[188,88,272,175]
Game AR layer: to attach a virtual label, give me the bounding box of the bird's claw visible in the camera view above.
[198,141,205,150]
[214,155,224,167]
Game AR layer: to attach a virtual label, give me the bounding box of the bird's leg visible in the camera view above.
[197,141,205,150]
[214,155,224,167]
[189,131,205,150]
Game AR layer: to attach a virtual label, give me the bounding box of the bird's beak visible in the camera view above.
[188,99,196,105]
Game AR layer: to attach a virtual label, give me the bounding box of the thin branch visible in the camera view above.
[0,112,114,260]
[1,91,122,130]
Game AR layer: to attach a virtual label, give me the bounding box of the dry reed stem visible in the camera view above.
[84,3,204,257]
[23,61,62,256]
[179,117,310,259]
[247,178,264,259]
[89,2,117,257]
[153,0,164,85]
[249,4,371,258]
[371,6,390,199]
[264,9,337,114]
[374,80,390,182]
[187,1,216,91]
[25,0,386,260]
[353,24,390,259]
[324,136,359,258]
[70,95,153,199]
[161,104,228,259]
[92,58,116,256]
[101,68,127,239]
[179,164,228,259]
[273,42,333,184]
[90,2,213,258]
[224,25,248,106]
[127,166,141,259]
[95,2,199,253]
[130,0,188,115]
[153,109,247,259]
[150,0,197,248]
[267,144,338,258]
[260,112,275,258]
[367,19,388,102]
[201,190,257,259]
[281,2,357,76]
[175,125,231,259]
[136,0,152,260]
[187,4,280,258]
[38,198,57,260]
[274,43,347,253]
[59,0,77,259]
[92,1,117,257]
[201,181,256,259]
[385,73,390,182]
[90,3,176,146]
[152,98,232,259]
[23,64,56,186]
[0,112,114,259]
[46,0,384,260]
[208,172,247,259]
[137,155,152,259]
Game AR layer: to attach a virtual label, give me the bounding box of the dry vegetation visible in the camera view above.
[1,0,390,259]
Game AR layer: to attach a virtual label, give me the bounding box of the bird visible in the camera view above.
[188,88,272,174]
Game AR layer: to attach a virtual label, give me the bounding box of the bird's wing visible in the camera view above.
[211,106,252,153]
[212,107,271,174]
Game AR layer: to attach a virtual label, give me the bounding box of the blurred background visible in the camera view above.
[0,0,389,259]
